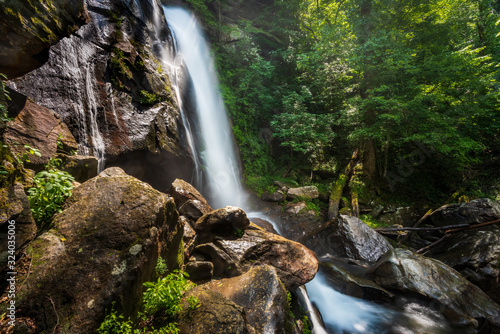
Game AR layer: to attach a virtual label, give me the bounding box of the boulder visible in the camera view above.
[369,248,500,329]
[3,90,78,171]
[250,217,279,234]
[431,228,500,304]
[426,198,500,227]
[53,153,98,183]
[178,287,250,334]
[185,261,214,281]
[195,206,250,235]
[284,202,307,215]
[216,229,319,289]
[306,215,392,262]
[13,167,183,333]
[287,186,319,200]
[0,0,90,78]
[170,178,212,218]
[262,190,286,202]
[0,182,37,271]
[319,258,393,301]
[205,265,290,334]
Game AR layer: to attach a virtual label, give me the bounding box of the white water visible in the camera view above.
[163,7,246,209]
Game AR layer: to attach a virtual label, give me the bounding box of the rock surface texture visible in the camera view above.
[9,0,195,189]
[0,0,90,78]
[14,167,183,333]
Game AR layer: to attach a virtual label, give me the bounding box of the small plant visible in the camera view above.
[28,166,75,227]
[139,90,164,105]
[16,144,42,165]
[143,270,197,317]
[98,302,134,334]
[1,73,12,124]
[234,228,244,237]
[155,257,168,276]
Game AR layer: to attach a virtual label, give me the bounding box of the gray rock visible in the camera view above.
[369,248,500,329]
[261,190,286,202]
[431,228,500,304]
[205,265,290,334]
[317,215,392,262]
[54,153,98,183]
[287,186,319,200]
[427,198,500,227]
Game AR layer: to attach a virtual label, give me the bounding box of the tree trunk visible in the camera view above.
[327,149,358,220]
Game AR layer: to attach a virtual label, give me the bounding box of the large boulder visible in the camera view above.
[304,215,393,262]
[0,0,90,78]
[205,265,290,334]
[426,198,500,227]
[431,228,500,304]
[178,287,250,334]
[369,249,500,329]
[11,167,183,333]
[0,182,37,271]
[215,228,319,289]
[3,89,78,171]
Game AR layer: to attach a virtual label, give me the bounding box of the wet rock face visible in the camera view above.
[305,215,393,262]
[0,0,90,78]
[15,167,183,333]
[369,248,500,330]
[9,0,195,187]
[205,265,290,334]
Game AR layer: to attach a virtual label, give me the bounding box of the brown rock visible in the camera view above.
[3,90,78,171]
[53,153,98,183]
[205,265,290,334]
[217,229,319,289]
[170,178,212,216]
[0,182,37,271]
[195,206,250,235]
[179,287,250,334]
[14,167,183,333]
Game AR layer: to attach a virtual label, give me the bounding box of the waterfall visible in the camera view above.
[163,7,246,209]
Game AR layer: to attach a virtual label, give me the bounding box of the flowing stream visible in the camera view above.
[161,7,460,334]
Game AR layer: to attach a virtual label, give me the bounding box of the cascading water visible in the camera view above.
[160,7,462,334]
[163,7,245,209]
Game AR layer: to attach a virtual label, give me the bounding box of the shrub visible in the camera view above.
[28,167,74,227]
[143,270,197,317]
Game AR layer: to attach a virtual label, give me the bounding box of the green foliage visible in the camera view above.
[359,214,390,229]
[1,73,11,124]
[155,257,168,276]
[142,270,197,317]
[98,302,134,334]
[28,161,74,228]
[139,90,164,105]
[15,144,42,165]
[98,270,197,334]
